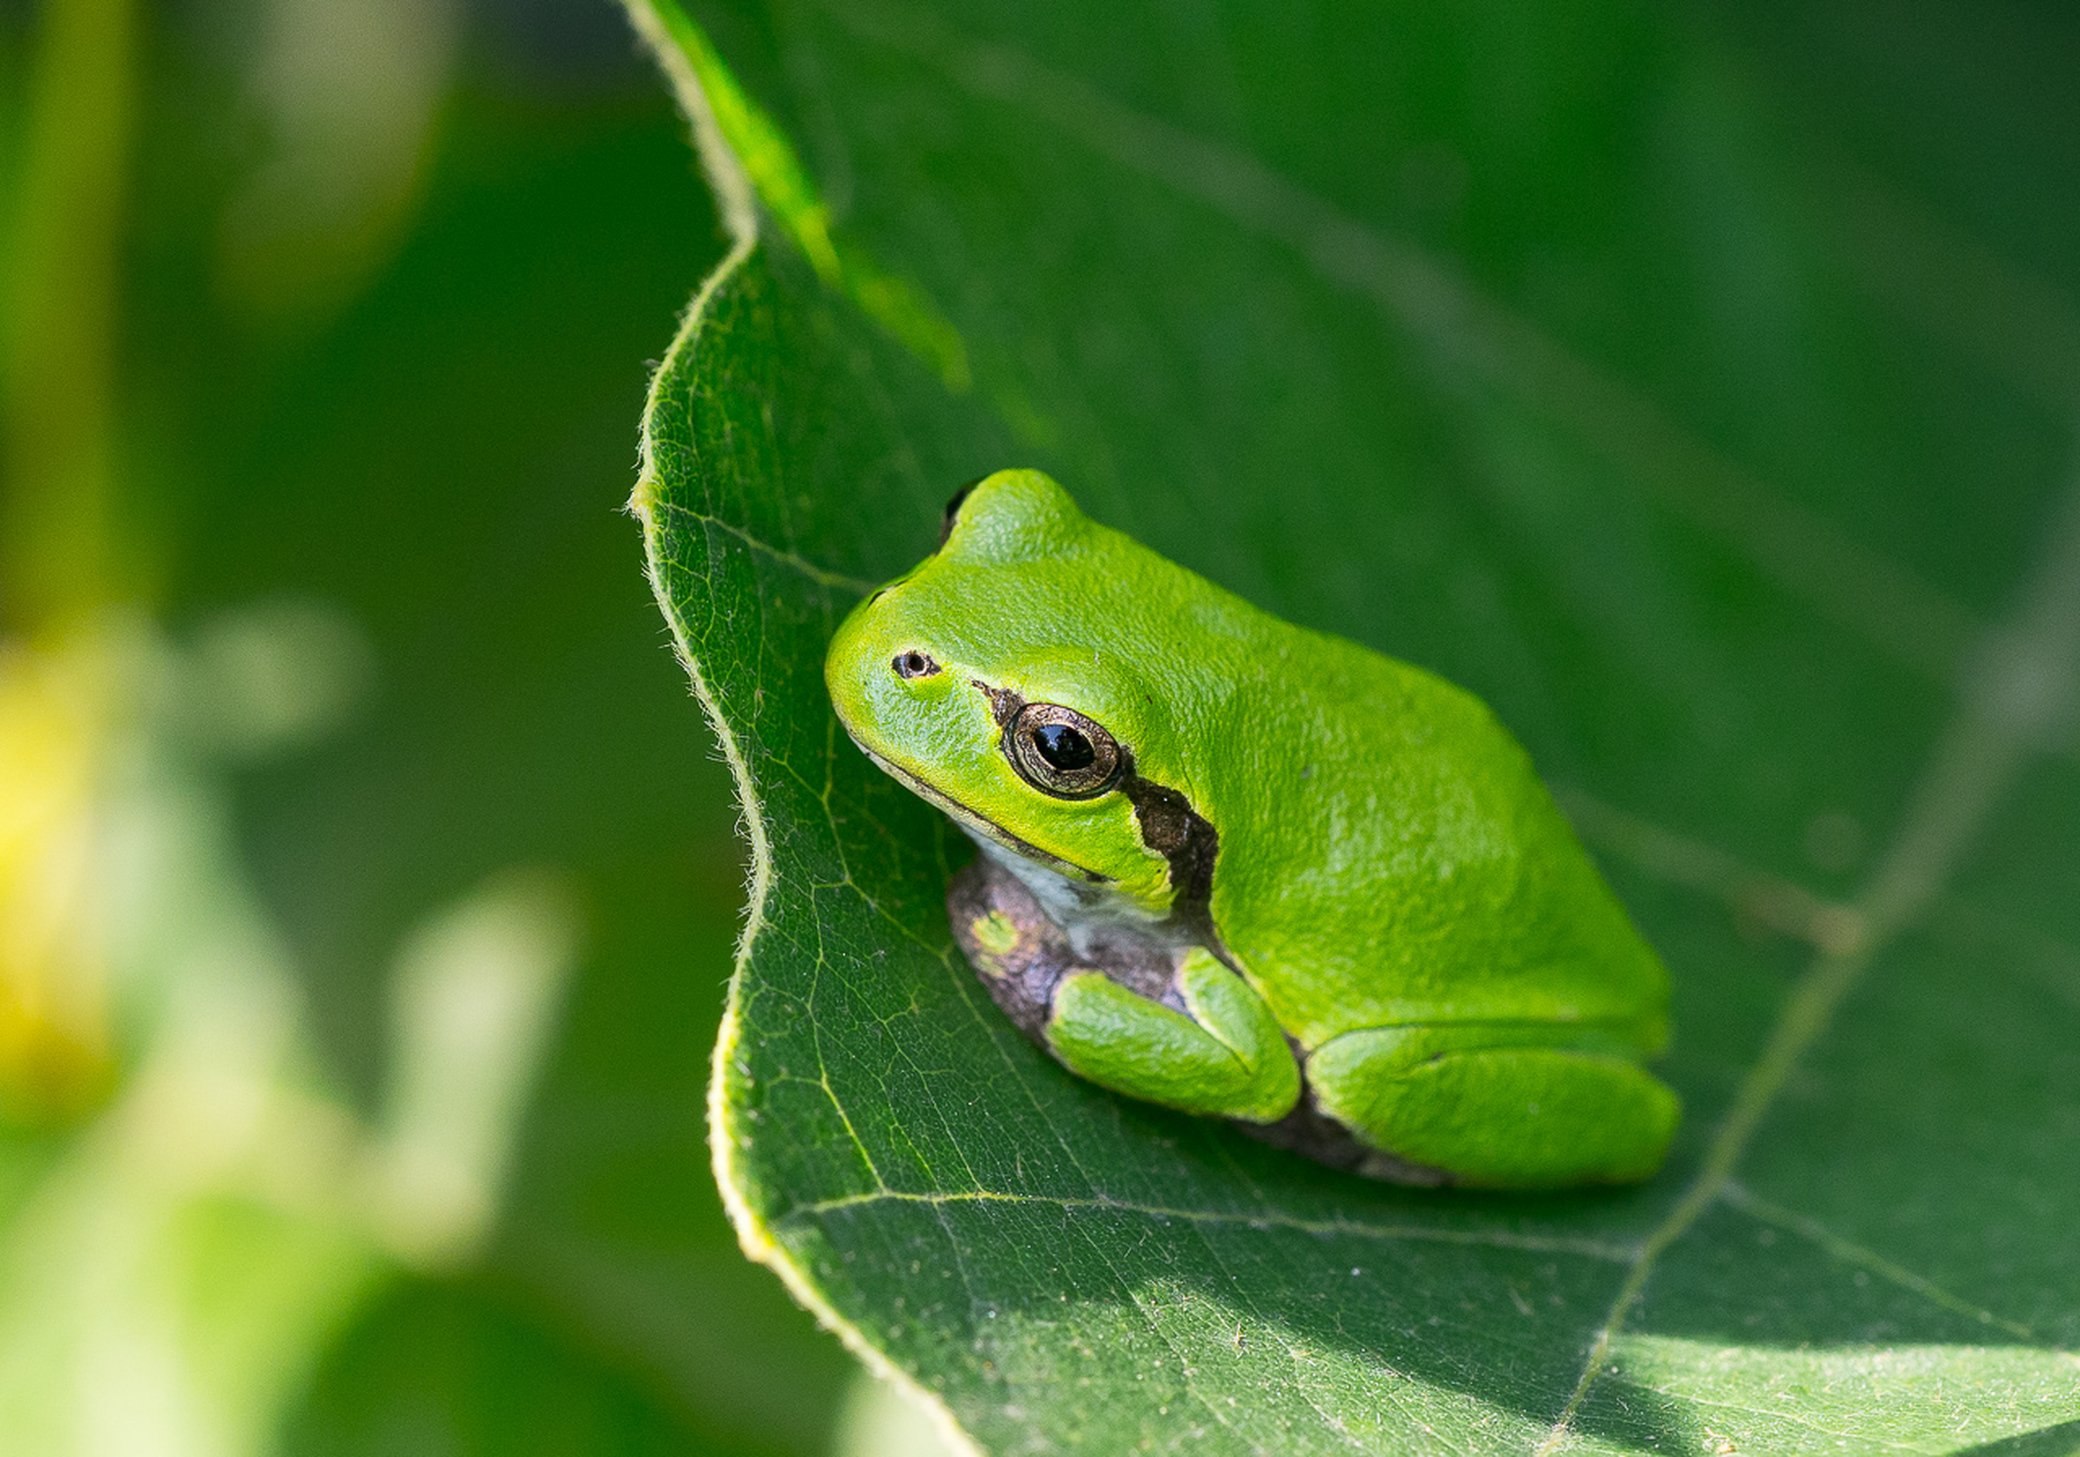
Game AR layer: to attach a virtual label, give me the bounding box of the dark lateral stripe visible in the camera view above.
[966,676,1221,927]
[1118,759,1220,941]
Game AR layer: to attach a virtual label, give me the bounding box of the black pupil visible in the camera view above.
[1032,723,1095,772]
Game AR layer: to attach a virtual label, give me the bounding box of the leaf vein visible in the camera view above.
[1720,1182,2037,1341]
[777,1188,1636,1261]
[1531,447,2080,1454]
[656,498,878,594]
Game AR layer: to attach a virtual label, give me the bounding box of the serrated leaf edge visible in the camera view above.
[620,2,985,1452]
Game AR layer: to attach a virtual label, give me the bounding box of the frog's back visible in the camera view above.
[935,476,1668,1054]
[1196,618,1667,1052]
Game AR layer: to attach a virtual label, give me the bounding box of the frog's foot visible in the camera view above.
[947,859,1299,1125]
[1305,1024,1681,1189]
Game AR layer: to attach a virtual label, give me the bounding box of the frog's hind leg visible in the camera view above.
[1304,1024,1680,1189]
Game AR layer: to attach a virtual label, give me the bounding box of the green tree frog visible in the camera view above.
[825,470,1678,1188]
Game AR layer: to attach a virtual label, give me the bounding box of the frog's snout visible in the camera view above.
[825,588,958,756]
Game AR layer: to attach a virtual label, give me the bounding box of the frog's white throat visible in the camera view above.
[964,828,1185,960]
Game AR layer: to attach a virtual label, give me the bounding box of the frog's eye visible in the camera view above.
[892,650,941,680]
[1005,702,1123,799]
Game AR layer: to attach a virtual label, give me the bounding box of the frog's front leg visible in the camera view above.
[1306,1024,1680,1189]
[1046,951,1300,1122]
[948,859,1300,1125]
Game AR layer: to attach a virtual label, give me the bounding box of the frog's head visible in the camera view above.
[825,470,1186,909]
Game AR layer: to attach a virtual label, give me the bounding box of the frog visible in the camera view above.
[823,469,1679,1188]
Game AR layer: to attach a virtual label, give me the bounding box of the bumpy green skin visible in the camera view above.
[826,471,1678,1188]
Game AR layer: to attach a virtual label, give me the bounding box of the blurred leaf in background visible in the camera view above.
[2,0,850,1452]
[626,0,2080,1453]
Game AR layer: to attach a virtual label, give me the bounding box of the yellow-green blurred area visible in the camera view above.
[0,0,865,1450]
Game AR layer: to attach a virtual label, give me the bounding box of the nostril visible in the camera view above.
[892,651,941,680]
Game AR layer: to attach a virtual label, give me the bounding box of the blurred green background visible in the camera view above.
[0,0,866,1451]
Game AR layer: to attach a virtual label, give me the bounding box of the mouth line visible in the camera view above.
[851,739,1111,885]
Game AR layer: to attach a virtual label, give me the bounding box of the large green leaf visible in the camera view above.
[626,2,2080,1452]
